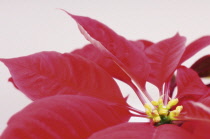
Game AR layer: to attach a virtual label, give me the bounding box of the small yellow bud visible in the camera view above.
[144,103,152,112]
[152,110,159,116]
[158,98,163,106]
[166,98,179,109]
[168,105,183,120]
[145,110,152,117]
[153,116,161,123]
[168,110,177,120]
[144,103,153,117]
[175,106,183,114]
[159,108,168,116]
[151,101,159,106]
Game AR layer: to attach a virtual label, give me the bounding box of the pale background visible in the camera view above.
[1,0,210,133]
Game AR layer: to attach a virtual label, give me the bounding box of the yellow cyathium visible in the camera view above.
[144,98,183,126]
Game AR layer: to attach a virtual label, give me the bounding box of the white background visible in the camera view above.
[1,0,210,133]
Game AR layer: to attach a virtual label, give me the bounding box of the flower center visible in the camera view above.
[144,98,183,126]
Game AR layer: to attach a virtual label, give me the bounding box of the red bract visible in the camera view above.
[1,95,130,138]
[145,34,186,91]
[180,36,210,63]
[89,123,196,139]
[71,44,132,84]
[0,52,125,104]
[64,10,151,97]
[1,10,210,138]
[176,66,209,99]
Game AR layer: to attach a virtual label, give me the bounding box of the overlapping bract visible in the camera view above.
[1,96,130,139]
[0,52,125,104]
[1,11,210,138]
[89,123,196,139]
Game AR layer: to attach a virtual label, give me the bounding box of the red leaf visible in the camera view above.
[180,36,210,63]
[190,55,210,78]
[145,34,186,90]
[71,44,131,83]
[0,95,131,139]
[64,11,150,91]
[179,101,210,122]
[182,121,210,139]
[181,96,210,139]
[178,95,201,106]
[0,52,125,104]
[89,123,195,139]
[176,66,209,98]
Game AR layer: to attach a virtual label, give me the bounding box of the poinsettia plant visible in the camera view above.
[1,10,210,139]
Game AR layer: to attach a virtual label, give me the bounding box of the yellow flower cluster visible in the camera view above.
[144,98,183,124]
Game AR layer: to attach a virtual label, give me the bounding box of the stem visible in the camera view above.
[163,81,170,105]
[96,44,153,105]
[128,82,147,105]
[98,47,152,105]
[127,106,147,115]
[142,88,154,102]
[130,113,148,118]
[131,81,154,103]
[159,86,163,96]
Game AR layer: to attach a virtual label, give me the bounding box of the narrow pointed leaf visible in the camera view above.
[180,36,210,63]
[89,123,195,139]
[64,11,150,91]
[1,95,131,139]
[145,34,186,90]
[0,52,125,104]
[190,55,210,77]
[176,66,209,98]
